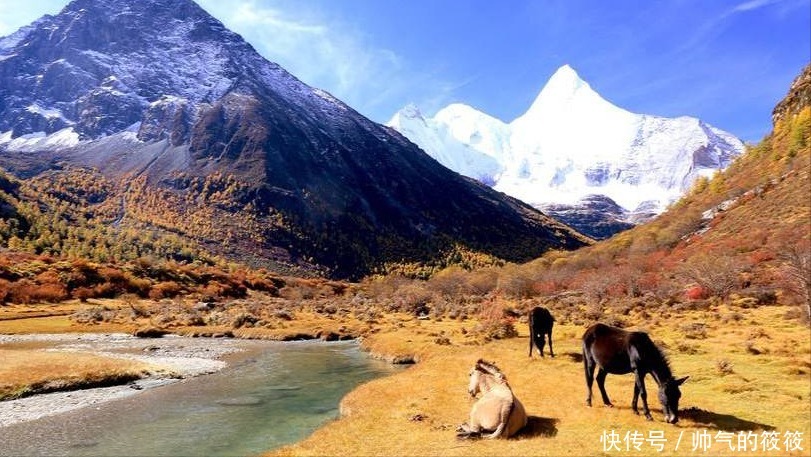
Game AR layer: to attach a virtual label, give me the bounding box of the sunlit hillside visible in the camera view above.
[359,64,810,329]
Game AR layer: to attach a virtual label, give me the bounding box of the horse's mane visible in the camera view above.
[640,334,673,380]
[475,359,503,377]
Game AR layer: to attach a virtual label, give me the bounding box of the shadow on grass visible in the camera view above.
[563,351,583,363]
[681,407,775,431]
[519,416,559,438]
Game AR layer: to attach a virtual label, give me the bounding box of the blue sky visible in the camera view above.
[1,0,808,142]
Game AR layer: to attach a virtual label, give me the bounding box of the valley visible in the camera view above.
[0,0,808,456]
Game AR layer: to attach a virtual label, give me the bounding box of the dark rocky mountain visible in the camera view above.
[540,195,635,240]
[0,0,590,279]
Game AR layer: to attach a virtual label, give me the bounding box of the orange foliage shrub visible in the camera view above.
[0,278,11,303]
[73,287,95,302]
[685,286,710,301]
[149,281,182,301]
[35,282,69,302]
[473,299,518,341]
[8,278,68,304]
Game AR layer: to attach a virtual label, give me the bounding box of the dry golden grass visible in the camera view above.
[2,298,808,456]
[271,305,810,457]
[0,349,152,400]
[0,300,135,334]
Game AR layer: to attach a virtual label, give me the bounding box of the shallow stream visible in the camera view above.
[0,340,400,456]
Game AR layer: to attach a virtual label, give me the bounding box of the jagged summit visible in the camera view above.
[0,0,306,140]
[388,64,745,223]
[0,0,590,278]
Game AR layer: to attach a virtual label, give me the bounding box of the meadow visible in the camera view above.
[1,294,808,456]
[272,304,810,457]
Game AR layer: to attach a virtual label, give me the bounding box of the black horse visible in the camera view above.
[528,306,554,358]
[582,323,688,423]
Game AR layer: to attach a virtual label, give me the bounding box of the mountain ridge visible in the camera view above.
[388,65,745,220]
[0,0,590,279]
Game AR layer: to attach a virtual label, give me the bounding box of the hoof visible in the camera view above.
[645,414,653,421]
[632,409,640,415]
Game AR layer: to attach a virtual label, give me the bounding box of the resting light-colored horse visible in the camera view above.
[457,359,528,439]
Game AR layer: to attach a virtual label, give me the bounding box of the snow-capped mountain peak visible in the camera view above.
[389,102,504,185]
[514,64,633,129]
[387,64,745,218]
[518,64,592,119]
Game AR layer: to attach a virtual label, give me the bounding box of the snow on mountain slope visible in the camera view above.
[388,64,745,215]
[0,0,591,279]
[389,104,503,185]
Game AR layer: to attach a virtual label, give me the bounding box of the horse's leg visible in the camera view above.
[634,370,653,420]
[528,334,533,357]
[632,383,640,415]
[547,329,554,358]
[596,368,613,407]
[456,422,481,439]
[538,334,546,358]
[528,320,535,357]
[583,346,596,407]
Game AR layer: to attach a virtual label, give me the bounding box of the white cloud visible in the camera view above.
[198,0,413,121]
[724,0,807,17]
[730,0,781,12]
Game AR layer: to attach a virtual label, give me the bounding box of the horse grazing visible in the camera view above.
[457,359,528,439]
[582,323,688,423]
[528,306,555,358]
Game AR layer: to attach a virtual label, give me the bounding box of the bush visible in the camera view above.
[472,300,518,341]
[393,282,433,316]
[72,287,95,302]
[680,322,708,340]
[149,281,182,301]
[685,286,710,301]
[678,254,743,299]
[231,312,259,328]
[13,270,71,303]
[496,264,536,299]
[0,278,12,303]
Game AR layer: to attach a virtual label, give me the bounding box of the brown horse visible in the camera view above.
[582,323,688,423]
[457,359,528,439]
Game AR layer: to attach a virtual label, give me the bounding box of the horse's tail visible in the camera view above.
[582,326,598,406]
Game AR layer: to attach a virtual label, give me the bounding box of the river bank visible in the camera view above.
[0,337,400,457]
[0,332,264,428]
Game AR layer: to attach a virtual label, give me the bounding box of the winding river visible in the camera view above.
[0,340,401,456]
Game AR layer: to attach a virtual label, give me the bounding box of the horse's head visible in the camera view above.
[468,359,504,397]
[467,367,482,397]
[658,376,689,423]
